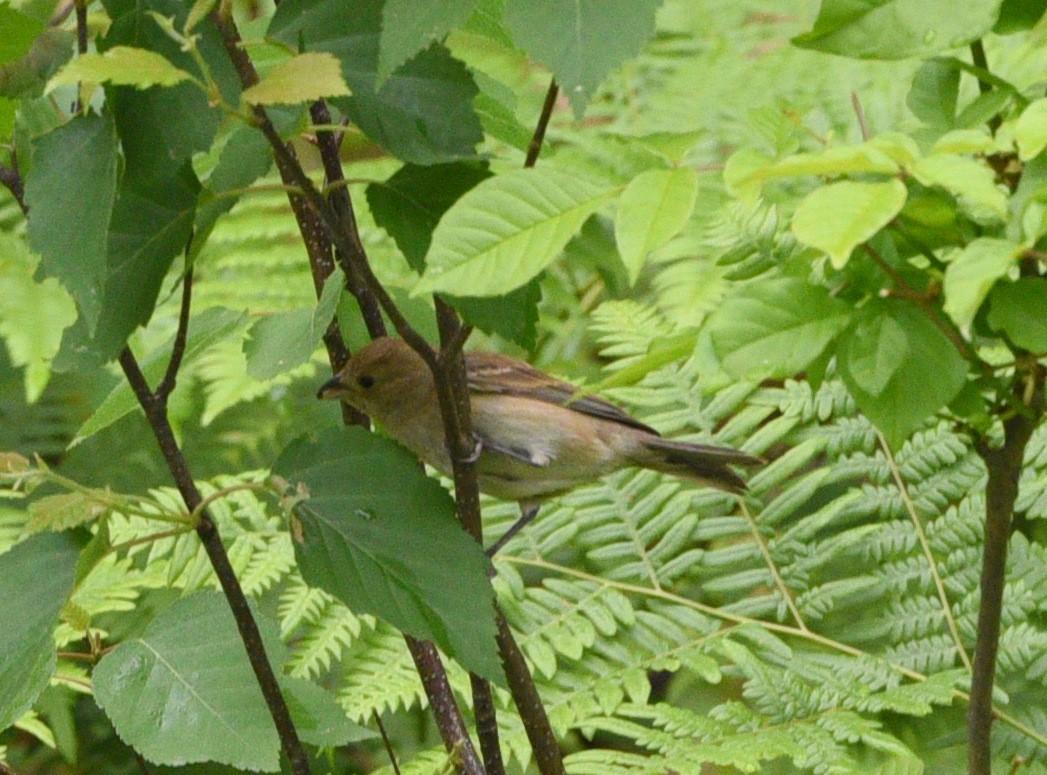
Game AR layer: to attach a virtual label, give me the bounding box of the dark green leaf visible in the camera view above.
[0,532,79,731]
[281,676,375,747]
[907,59,959,128]
[272,427,503,685]
[269,0,483,164]
[378,0,479,81]
[447,278,542,350]
[366,161,491,272]
[706,278,852,379]
[987,279,1047,352]
[838,299,968,448]
[0,29,72,99]
[793,0,1000,60]
[994,0,1047,32]
[93,592,281,771]
[504,0,660,116]
[25,113,119,332]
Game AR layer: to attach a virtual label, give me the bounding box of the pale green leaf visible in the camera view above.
[746,145,899,187]
[242,52,350,106]
[911,154,1007,221]
[931,129,998,155]
[792,179,907,268]
[47,47,193,91]
[415,167,617,296]
[614,168,698,284]
[1014,97,1047,161]
[943,237,1019,328]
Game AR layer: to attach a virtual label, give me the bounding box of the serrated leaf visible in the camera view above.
[272,427,503,685]
[504,0,660,116]
[242,52,349,106]
[415,167,616,296]
[839,299,967,448]
[942,237,1019,328]
[987,278,1047,352]
[706,278,852,379]
[24,113,119,332]
[377,0,478,82]
[27,493,107,533]
[614,168,698,285]
[93,592,281,770]
[793,0,999,60]
[0,533,79,731]
[47,46,193,92]
[792,179,907,268]
[73,308,247,443]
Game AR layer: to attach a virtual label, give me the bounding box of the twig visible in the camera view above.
[525,79,559,168]
[106,526,193,557]
[372,711,402,775]
[133,750,154,775]
[155,269,193,403]
[72,0,87,113]
[850,91,870,142]
[878,432,972,671]
[968,365,1045,775]
[969,41,1002,134]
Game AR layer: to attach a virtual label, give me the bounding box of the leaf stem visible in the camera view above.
[372,711,403,775]
[738,498,806,631]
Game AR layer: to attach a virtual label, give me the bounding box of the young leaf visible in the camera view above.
[0,532,79,732]
[503,0,660,116]
[24,113,119,332]
[793,0,999,60]
[377,0,478,82]
[706,278,852,379]
[838,299,967,448]
[1014,97,1047,161]
[911,154,1007,221]
[415,167,617,296]
[93,592,282,771]
[242,52,350,106]
[272,427,504,685]
[46,46,193,92]
[791,179,907,268]
[942,237,1020,328]
[614,168,699,285]
[987,279,1047,352]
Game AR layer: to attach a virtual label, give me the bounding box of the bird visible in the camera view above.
[317,337,760,555]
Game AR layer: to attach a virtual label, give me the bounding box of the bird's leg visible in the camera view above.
[485,503,540,557]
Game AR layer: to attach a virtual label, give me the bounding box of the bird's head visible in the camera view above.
[316,337,430,416]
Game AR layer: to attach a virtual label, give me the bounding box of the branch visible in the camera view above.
[525,79,559,168]
[968,364,1045,775]
[155,269,193,403]
[969,41,1002,134]
[0,152,27,215]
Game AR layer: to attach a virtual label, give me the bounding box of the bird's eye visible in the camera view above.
[357,374,375,389]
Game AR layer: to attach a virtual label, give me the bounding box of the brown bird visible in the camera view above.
[317,337,759,554]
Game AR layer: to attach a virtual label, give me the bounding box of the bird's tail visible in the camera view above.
[632,437,761,494]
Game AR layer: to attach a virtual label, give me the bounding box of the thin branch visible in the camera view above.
[525,79,559,168]
[133,750,154,775]
[0,152,27,215]
[878,431,972,672]
[372,711,402,775]
[155,268,193,403]
[850,91,870,142]
[106,526,193,557]
[117,343,311,775]
[969,41,1002,134]
[738,499,806,631]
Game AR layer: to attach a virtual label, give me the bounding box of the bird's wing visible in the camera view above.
[465,351,659,435]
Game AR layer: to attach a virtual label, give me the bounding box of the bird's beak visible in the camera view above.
[317,374,348,400]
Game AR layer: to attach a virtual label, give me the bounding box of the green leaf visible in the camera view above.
[272,427,503,685]
[415,167,616,296]
[244,268,344,380]
[73,308,247,443]
[994,0,1047,32]
[987,278,1047,352]
[741,145,899,188]
[942,237,1019,327]
[242,52,349,106]
[706,278,852,379]
[839,299,967,448]
[366,161,492,273]
[0,28,73,99]
[793,0,1000,60]
[504,0,660,116]
[0,233,77,401]
[0,532,79,732]
[447,278,542,350]
[24,113,119,332]
[47,46,193,91]
[269,0,482,165]
[377,0,478,82]
[907,58,959,128]
[792,179,907,269]
[614,168,699,284]
[0,4,46,66]
[911,154,1007,221]
[280,676,375,747]
[93,592,281,771]
[1015,97,1047,161]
